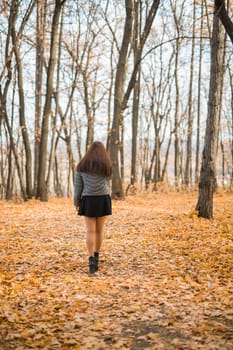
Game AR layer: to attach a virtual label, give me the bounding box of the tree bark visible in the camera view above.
[215,0,233,44]
[0,0,33,200]
[109,0,160,198]
[109,0,133,199]
[196,7,225,218]
[170,0,185,187]
[46,8,64,192]
[37,0,66,201]
[229,65,233,187]
[131,1,141,186]
[195,0,204,185]
[34,0,46,195]
[184,0,196,187]
[11,0,34,198]
[3,110,27,200]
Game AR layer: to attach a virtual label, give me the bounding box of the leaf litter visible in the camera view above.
[0,191,232,349]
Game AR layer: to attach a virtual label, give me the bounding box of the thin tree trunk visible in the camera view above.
[106,40,115,151]
[54,153,63,197]
[220,139,225,187]
[11,1,34,198]
[130,0,141,186]
[195,0,204,185]
[131,76,140,185]
[46,8,64,191]
[5,74,17,200]
[152,125,160,191]
[161,131,173,182]
[4,113,27,199]
[120,121,124,182]
[0,0,29,200]
[34,0,46,195]
[83,70,94,150]
[0,122,7,198]
[174,37,180,187]
[184,0,196,187]
[229,66,233,187]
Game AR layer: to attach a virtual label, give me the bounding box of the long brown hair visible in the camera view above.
[77,141,112,177]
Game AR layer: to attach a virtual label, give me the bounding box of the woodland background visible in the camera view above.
[0,0,233,208]
[0,1,233,349]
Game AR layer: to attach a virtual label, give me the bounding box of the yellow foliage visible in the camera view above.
[0,191,232,349]
[188,210,199,218]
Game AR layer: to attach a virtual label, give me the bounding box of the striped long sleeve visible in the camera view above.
[73,172,110,206]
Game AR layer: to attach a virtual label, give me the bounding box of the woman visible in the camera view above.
[74,141,112,274]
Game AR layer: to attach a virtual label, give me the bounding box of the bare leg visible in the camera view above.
[95,216,107,252]
[84,216,96,257]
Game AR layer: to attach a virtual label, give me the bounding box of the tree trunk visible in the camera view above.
[46,8,64,192]
[174,38,181,187]
[229,66,233,187]
[11,2,33,198]
[195,0,204,185]
[109,0,133,199]
[4,112,28,199]
[120,121,124,182]
[196,7,225,218]
[106,40,115,152]
[130,1,141,186]
[184,0,196,187]
[161,130,172,182]
[215,0,233,43]
[152,125,161,191]
[109,0,160,199]
[83,68,94,150]
[37,0,66,201]
[5,79,16,200]
[0,0,29,200]
[131,77,140,185]
[34,0,46,195]
[220,139,225,187]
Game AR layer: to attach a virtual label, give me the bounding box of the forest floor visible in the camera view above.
[0,190,233,350]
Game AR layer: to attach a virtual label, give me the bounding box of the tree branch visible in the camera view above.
[215,0,233,44]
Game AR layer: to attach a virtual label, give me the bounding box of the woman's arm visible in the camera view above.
[73,172,83,207]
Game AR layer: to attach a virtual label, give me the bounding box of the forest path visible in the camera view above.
[0,191,232,349]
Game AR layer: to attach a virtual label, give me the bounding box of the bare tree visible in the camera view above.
[195,0,205,184]
[130,0,141,186]
[0,0,35,200]
[109,0,133,199]
[196,3,226,218]
[34,0,47,195]
[37,0,67,201]
[184,0,196,186]
[11,0,36,199]
[109,0,160,199]
[228,61,233,187]
[169,0,185,187]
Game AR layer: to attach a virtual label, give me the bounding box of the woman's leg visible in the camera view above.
[95,216,107,252]
[84,216,96,257]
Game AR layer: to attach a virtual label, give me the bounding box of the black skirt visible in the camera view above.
[78,195,112,217]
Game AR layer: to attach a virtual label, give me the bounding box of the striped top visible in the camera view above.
[73,171,110,206]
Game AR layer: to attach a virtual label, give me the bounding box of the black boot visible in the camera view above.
[94,252,99,271]
[88,256,95,274]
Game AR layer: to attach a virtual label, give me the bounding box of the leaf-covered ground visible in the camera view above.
[0,191,233,350]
